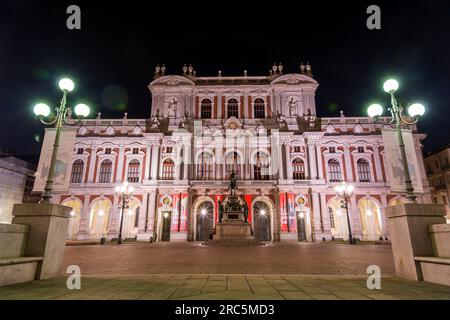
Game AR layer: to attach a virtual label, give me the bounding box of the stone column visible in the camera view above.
[312,192,323,240]
[373,143,383,182]
[380,193,389,238]
[116,146,125,183]
[386,203,446,281]
[137,193,150,241]
[215,138,223,180]
[76,195,91,240]
[151,144,160,180]
[144,144,152,181]
[307,142,317,180]
[12,204,70,279]
[183,140,191,181]
[316,144,324,180]
[278,143,285,180]
[175,142,182,181]
[87,147,97,183]
[146,191,157,240]
[285,144,293,180]
[107,195,120,240]
[319,192,331,240]
[343,144,354,182]
[350,196,362,239]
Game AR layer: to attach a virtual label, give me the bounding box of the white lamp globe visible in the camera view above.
[115,186,121,193]
[34,103,51,117]
[59,78,75,92]
[383,79,399,93]
[128,186,134,193]
[408,103,425,117]
[74,104,90,117]
[367,104,383,118]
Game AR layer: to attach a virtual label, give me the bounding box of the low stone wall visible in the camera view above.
[0,223,28,259]
[429,224,450,258]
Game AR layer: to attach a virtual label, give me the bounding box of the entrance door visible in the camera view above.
[253,201,271,241]
[297,213,307,241]
[162,211,171,241]
[196,202,214,241]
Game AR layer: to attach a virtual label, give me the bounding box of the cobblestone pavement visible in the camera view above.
[61,242,396,275]
[1,275,450,300]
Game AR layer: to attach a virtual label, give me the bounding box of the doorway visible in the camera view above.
[161,211,171,241]
[297,212,307,241]
[253,201,271,241]
[196,202,214,241]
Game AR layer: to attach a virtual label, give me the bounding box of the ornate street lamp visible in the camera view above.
[34,78,90,203]
[367,78,425,202]
[115,181,134,244]
[334,182,356,245]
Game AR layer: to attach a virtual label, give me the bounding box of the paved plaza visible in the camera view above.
[61,242,396,275]
[1,242,449,300]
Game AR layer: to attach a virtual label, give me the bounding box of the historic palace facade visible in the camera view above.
[52,64,432,242]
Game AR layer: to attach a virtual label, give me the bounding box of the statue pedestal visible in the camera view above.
[214,211,252,240]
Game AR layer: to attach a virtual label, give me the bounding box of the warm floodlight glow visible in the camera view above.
[115,186,121,193]
[366,210,373,216]
[383,79,399,93]
[33,103,50,117]
[74,104,90,117]
[336,209,342,216]
[164,212,169,218]
[70,211,75,217]
[408,103,425,117]
[98,210,105,217]
[59,78,75,92]
[367,104,383,118]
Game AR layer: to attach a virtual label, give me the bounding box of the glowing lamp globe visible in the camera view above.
[59,78,75,92]
[34,103,51,117]
[128,186,134,194]
[260,210,266,216]
[201,209,207,216]
[367,104,383,118]
[383,79,399,93]
[408,103,425,117]
[74,104,90,117]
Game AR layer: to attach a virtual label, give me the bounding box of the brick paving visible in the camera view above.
[61,242,396,275]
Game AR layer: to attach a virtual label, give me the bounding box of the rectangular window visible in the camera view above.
[166,147,173,153]
[77,148,84,154]
[329,147,336,153]
[294,146,301,153]
[358,147,364,153]
[132,148,139,154]
[105,148,112,154]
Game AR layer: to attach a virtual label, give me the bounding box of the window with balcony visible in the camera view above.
[292,158,306,180]
[99,159,112,183]
[162,159,175,180]
[328,158,342,182]
[127,159,140,183]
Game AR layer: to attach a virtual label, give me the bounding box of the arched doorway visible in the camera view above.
[328,197,349,240]
[196,201,214,241]
[62,198,82,240]
[89,198,111,240]
[121,198,141,239]
[358,198,383,241]
[252,201,271,241]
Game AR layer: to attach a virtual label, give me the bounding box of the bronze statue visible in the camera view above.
[218,200,224,223]
[229,170,237,196]
[242,200,248,223]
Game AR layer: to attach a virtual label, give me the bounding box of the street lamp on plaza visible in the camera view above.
[115,181,134,244]
[33,78,90,203]
[334,182,356,245]
[367,78,425,202]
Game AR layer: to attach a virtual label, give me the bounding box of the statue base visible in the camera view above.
[214,211,252,240]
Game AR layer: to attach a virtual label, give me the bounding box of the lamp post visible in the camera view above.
[115,181,134,244]
[33,78,90,203]
[334,182,356,244]
[367,79,425,202]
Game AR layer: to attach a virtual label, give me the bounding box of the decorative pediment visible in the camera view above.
[354,123,363,134]
[149,75,195,87]
[270,73,318,85]
[105,126,115,135]
[78,126,88,135]
[325,123,335,134]
[132,125,143,135]
[223,117,243,130]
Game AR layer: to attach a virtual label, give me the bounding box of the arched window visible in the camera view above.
[162,159,175,180]
[227,99,239,118]
[357,158,371,182]
[328,159,342,182]
[99,159,112,183]
[70,159,84,183]
[328,207,335,229]
[292,158,305,180]
[127,159,140,183]
[225,151,240,179]
[201,99,212,119]
[197,152,213,180]
[254,152,269,180]
[254,98,265,118]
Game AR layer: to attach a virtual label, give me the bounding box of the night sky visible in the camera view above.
[1,0,450,160]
